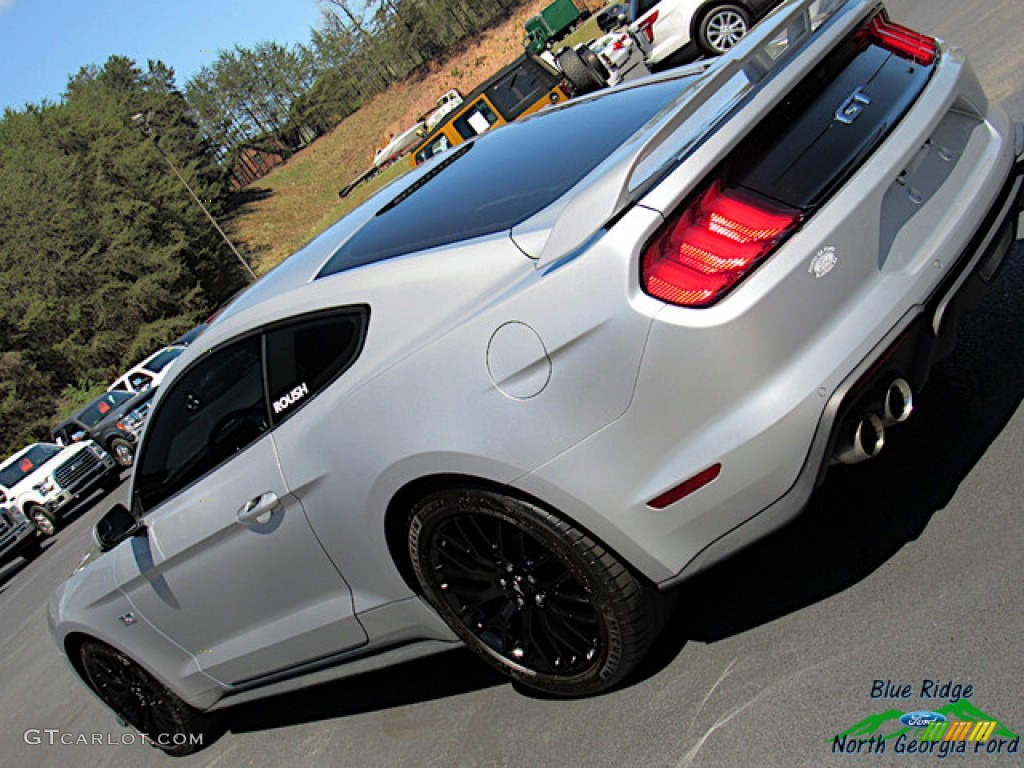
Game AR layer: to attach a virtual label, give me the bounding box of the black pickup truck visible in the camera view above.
[52,389,156,467]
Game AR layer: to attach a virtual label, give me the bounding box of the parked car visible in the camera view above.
[409,52,580,167]
[424,89,464,133]
[51,0,1023,754]
[0,442,118,537]
[107,345,186,394]
[590,31,635,84]
[52,389,155,467]
[596,2,629,32]
[629,0,783,66]
[0,490,40,565]
[173,324,208,347]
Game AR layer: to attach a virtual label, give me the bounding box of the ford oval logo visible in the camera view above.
[900,711,947,728]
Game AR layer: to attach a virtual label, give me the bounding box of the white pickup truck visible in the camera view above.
[0,442,119,537]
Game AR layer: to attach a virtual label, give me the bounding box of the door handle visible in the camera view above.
[237,492,281,525]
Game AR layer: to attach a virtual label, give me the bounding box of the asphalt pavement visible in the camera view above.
[1,1,1022,765]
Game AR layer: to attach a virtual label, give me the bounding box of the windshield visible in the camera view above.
[0,444,61,488]
[317,77,690,279]
[142,347,184,373]
[78,391,134,427]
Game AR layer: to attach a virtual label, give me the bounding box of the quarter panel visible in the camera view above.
[272,213,662,617]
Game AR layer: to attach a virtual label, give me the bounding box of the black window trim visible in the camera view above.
[133,304,370,517]
[264,304,370,428]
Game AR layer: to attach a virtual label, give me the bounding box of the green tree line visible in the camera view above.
[0,58,247,454]
[1,0,540,454]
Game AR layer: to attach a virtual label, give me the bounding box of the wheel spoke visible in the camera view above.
[446,583,506,616]
[434,539,497,581]
[536,609,597,670]
[420,504,616,679]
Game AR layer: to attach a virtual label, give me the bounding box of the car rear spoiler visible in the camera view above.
[518,0,872,267]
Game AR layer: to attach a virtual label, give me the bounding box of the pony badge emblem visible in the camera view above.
[809,246,838,279]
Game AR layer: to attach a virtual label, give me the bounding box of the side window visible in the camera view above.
[416,135,451,165]
[454,100,498,139]
[136,336,268,512]
[265,308,368,427]
[129,371,153,391]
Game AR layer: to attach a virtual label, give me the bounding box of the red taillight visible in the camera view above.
[637,11,659,44]
[641,182,801,307]
[868,14,937,66]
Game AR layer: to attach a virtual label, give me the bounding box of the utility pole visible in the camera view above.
[131,111,257,281]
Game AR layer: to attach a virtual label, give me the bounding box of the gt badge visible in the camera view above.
[835,87,871,125]
[809,247,838,279]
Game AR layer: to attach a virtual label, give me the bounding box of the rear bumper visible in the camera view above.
[517,100,1022,587]
[664,139,1023,587]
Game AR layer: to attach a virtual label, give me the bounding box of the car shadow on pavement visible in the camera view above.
[638,246,1024,678]
[223,647,505,734]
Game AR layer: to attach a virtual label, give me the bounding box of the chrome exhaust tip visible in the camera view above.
[882,378,914,426]
[834,413,886,465]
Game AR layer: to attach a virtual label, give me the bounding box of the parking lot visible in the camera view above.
[2,1,1023,765]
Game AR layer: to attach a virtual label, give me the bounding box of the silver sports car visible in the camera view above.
[50,0,1022,754]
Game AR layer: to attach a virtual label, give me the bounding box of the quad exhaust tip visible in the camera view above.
[833,379,915,465]
[883,378,914,426]
[834,413,886,465]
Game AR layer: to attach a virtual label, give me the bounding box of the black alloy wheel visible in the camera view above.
[79,641,217,755]
[408,489,664,696]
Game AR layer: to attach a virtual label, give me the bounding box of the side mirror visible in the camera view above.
[0,489,7,504]
[94,504,143,552]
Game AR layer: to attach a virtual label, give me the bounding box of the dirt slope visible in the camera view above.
[229,0,581,272]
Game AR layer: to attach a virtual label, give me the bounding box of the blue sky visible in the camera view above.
[0,0,326,112]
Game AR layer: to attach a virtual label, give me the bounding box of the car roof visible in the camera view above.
[215,69,707,327]
[316,77,692,279]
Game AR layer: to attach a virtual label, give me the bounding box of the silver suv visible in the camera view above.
[50,0,1023,754]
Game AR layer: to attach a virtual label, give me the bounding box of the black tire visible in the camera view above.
[27,504,57,537]
[102,472,123,494]
[22,536,42,560]
[408,489,664,696]
[79,640,218,756]
[557,47,604,95]
[578,45,611,85]
[697,4,751,56]
[108,437,135,467]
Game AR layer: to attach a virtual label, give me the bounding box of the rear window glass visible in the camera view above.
[318,78,687,279]
[265,309,368,426]
[454,100,499,139]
